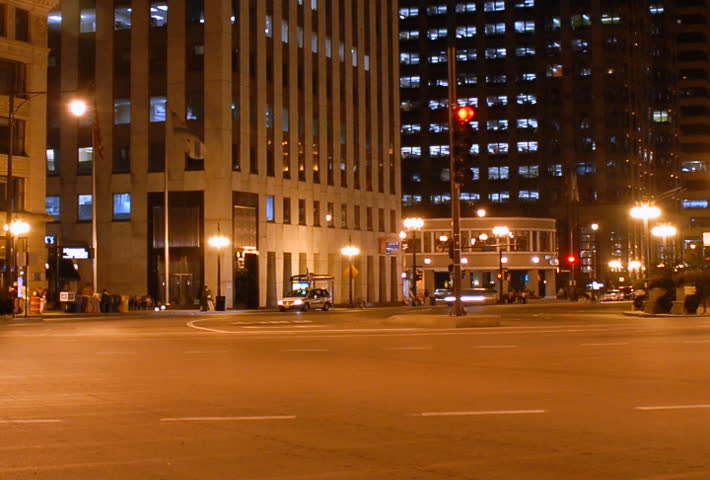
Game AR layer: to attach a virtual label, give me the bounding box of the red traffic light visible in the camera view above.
[454,105,476,124]
[567,255,577,264]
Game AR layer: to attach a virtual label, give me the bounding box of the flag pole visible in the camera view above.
[164,106,170,307]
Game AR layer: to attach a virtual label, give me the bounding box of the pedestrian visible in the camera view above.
[200,284,213,311]
[100,289,111,313]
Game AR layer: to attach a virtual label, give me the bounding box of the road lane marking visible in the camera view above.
[383,346,433,350]
[160,415,295,422]
[96,351,137,355]
[184,350,231,354]
[414,409,547,417]
[280,348,329,352]
[684,340,710,344]
[0,419,64,424]
[473,345,519,349]
[635,404,710,411]
[580,342,629,346]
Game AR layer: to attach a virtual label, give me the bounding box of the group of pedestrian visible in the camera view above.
[505,289,530,304]
[200,284,214,311]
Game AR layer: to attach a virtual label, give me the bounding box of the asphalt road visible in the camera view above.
[2,302,710,479]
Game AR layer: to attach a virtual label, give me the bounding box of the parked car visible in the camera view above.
[600,289,624,302]
[444,288,498,306]
[278,288,332,312]
[433,288,450,300]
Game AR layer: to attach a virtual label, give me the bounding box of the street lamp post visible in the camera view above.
[69,99,98,292]
[403,217,424,306]
[4,219,29,316]
[492,226,511,303]
[651,224,677,270]
[208,225,230,311]
[340,244,360,307]
[630,203,661,282]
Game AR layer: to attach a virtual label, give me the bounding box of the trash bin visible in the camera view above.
[215,295,226,311]
[119,295,129,313]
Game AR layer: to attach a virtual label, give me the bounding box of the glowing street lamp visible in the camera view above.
[403,217,424,305]
[492,226,512,303]
[4,219,30,316]
[630,203,661,279]
[208,228,230,311]
[340,245,360,307]
[652,224,677,268]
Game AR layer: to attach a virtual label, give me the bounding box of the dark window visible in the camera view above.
[298,199,306,225]
[283,197,291,224]
[0,177,25,212]
[0,4,6,37]
[232,143,241,171]
[149,143,165,172]
[0,117,25,155]
[185,154,204,171]
[14,8,29,42]
[114,145,130,173]
[313,201,320,227]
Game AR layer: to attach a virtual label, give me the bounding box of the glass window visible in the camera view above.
[0,5,6,36]
[150,96,166,122]
[313,201,321,227]
[112,193,131,220]
[427,28,447,40]
[488,143,509,155]
[484,1,505,11]
[282,197,291,224]
[517,141,539,152]
[47,148,58,175]
[150,2,168,27]
[399,7,419,19]
[15,8,29,42]
[516,47,535,56]
[115,6,131,30]
[78,194,93,221]
[488,166,510,180]
[298,199,306,225]
[266,195,275,222]
[340,204,348,229]
[518,165,539,178]
[456,26,476,38]
[46,196,60,222]
[456,3,476,13]
[80,8,96,33]
[514,21,535,33]
[114,99,131,124]
[78,147,93,175]
[426,5,447,15]
[484,23,505,35]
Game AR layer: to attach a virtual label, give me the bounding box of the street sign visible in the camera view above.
[704,232,710,247]
[62,247,91,259]
[44,235,57,245]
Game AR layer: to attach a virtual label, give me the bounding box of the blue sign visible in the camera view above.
[44,235,57,245]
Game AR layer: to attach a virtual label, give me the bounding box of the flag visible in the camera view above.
[169,109,206,160]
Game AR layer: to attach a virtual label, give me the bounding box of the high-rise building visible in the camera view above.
[399,1,696,284]
[1,1,55,299]
[45,0,401,308]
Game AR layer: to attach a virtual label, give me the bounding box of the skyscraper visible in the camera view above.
[399,1,698,283]
[45,0,401,308]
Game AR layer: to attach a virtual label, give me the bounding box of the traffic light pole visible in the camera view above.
[447,46,465,317]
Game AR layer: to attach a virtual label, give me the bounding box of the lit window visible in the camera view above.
[456,26,476,38]
[400,76,421,88]
[572,39,589,52]
[484,1,505,12]
[402,124,421,135]
[517,118,538,129]
[514,0,534,7]
[427,28,448,40]
[428,99,448,110]
[283,21,290,43]
[112,193,131,221]
[78,194,93,221]
[517,141,539,153]
[514,21,535,33]
[518,165,539,178]
[459,73,478,85]
[429,51,448,63]
[548,164,563,177]
[570,14,591,29]
[517,94,537,105]
[115,6,131,30]
[601,14,621,24]
[649,5,664,14]
[78,147,93,174]
[80,8,96,33]
[485,48,506,59]
[682,199,708,209]
[487,119,508,131]
[456,49,477,62]
[265,14,272,37]
[266,196,275,222]
[46,196,60,222]
[429,123,448,133]
[516,47,535,56]
[487,95,508,107]
[150,2,168,27]
[312,32,318,53]
[489,192,510,203]
[456,3,476,13]
[547,17,561,31]
[399,30,419,40]
[114,99,131,124]
[47,149,58,174]
[652,110,670,123]
[519,190,540,201]
[488,143,509,155]
[519,72,536,82]
[400,52,420,65]
[426,5,447,15]
[488,166,509,179]
[401,147,422,159]
[429,145,450,157]
[150,96,166,122]
[399,7,419,19]
[484,23,506,35]
[546,64,563,77]
[487,74,507,84]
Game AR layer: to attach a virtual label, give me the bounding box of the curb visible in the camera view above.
[622,311,710,318]
[382,314,500,328]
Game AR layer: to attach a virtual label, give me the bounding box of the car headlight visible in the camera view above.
[293,299,303,305]
[277,300,284,305]
[443,296,455,302]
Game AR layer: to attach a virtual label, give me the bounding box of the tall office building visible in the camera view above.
[45,0,401,308]
[399,1,688,283]
[1,1,55,298]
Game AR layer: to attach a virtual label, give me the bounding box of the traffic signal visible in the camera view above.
[567,255,577,265]
[452,105,476,185]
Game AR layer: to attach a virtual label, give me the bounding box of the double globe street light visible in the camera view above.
[340,244,360,308]
[630,203,661,282]
[208,227,230,311]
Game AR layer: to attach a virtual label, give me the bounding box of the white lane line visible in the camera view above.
[635,404,710,411]
[473,345,519,349]
[414,409,547,417]
[0,419,64,424]
[384,346,433,351]
[184,350,231,354]
[161,415,295,422]
[580,342,629,346]
[280,348,329,352]
[96,351,136,355]
[684,340,710,344]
